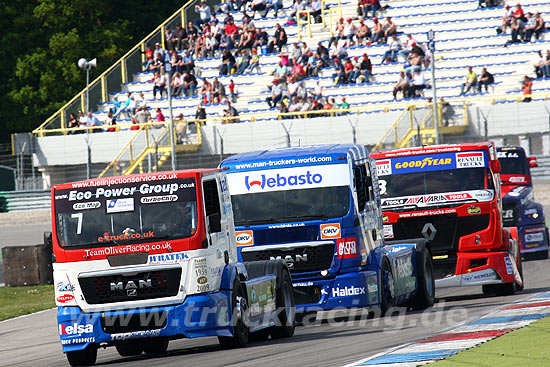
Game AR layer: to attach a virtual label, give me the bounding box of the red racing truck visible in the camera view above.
[371,142,523,295]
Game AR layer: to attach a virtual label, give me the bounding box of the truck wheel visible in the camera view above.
[410,246,435,310]
[381,257,395,316]
[115,341,143,357]
[66,346,97,366]
[142,338,169,354]
[218,280,249,348]
[249,328,271,342]
[270,269,296,339]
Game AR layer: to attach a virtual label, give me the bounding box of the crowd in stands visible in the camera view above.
[68,0,549,133]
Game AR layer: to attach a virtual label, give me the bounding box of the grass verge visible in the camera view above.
[0,285,54,321]
[429,315,550,366]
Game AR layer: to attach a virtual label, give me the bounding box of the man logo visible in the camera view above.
[320,223,341,239]
[235,230,254,246]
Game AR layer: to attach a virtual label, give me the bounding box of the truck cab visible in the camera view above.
[497,146,549,259]
[220,144,435,314]
[372,142,523,296]
[49,170,295,366]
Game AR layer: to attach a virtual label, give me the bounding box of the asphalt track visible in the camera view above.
[2,257,549,367]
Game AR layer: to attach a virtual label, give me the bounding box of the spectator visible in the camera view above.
[340,97,350,114]
[330,18,345,44]
[313,80,323,100]
[113,92,132,119]
[499,4,513,34]
[477,67,494,93]
[311,99,324,115]
[182,71,198,97]
[194,1,212,28]
[311,0,322,23]
[404,50,423,75]
[440,97,455,126]
[235,50,248,74]
[68,112,79,134]
[135,92,147,113]
[289,0,306,25]
[287,77,300,99]
[205,32,219,58]
[364,0,381,18]
[308,52,322,77]
[78,111,87,129]
[300,96,313,116]
[247,48,260,72]
[199,78,213,104]
[343,18,356,45]
[270,23,287,53]
[266,79,284,108]
[265,0,283,18]
[212,77,226,103]
[135,106,152,125]
[478,0,496,8]
[219,49,236,75]
[251,0,267,18]
[357,53,373,83]
[410,69,427,98]
[371,17,384,44]
[224,102,240,123]
[180,50,195,73]
[143,44,154,71]
[155,108,165,127]
[165,27,174,50]
[381,34,402,63]
[86,111,102,132]
[534,50,550,78]
[153,42,165,62]
[513,3,526,27]
[522,75,533,102]
[398,34,416,61]
[288,96,302,117]
[343,58,356,82]
[103,112,116,132]
[228,79,238,103]
[383,17,397,43]
[152,71,167,99]
[459,66,477,95]
[332,57,346,84]
[253,29,269,51]
[170,23,188,51]
[130,117,140,131]
[323,97,333,114]
[171,72,183,97]
[533,12,546,40]
[186,21,199,47]
[290,42,302,65]
[523,12,536,42]
[278,101,290,119]
[356,19,372,46]
[196,102,207,124]
[170,50,182,73]
[392,71,410,99]
[149,53,164,74]
[292,61,307,81]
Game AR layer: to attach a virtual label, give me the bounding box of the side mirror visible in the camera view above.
[207,213,222,233]
[528,156,538,168]
[44,231,52,251]
[489,159,501,174]
[354,167,364,191]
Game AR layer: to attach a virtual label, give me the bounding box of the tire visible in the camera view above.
[269,269,296,339]
[115,341,143,357]
[218,279,249,348]
[381,257,395,316]
[409,246,435,310]
[66,346,97,367]
[142,338,169,354]
[249,328,270,342]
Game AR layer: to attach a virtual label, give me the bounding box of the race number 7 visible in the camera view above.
[71,213,83,235]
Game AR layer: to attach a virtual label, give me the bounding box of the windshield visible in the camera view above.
[231,186,350,226]
[54,178,197,248]
[497,150,529,175]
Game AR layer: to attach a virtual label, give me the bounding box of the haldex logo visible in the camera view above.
[331,286,366,297]
[244,171,323,191]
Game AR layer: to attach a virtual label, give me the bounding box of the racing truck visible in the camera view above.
[47,169,295,366]
[497,146,549,259]
[371,142,523,296]
[219,144,435,315]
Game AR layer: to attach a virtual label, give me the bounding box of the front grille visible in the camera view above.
[502,202,517,227]
[293,285,322,305]
[394,213,490,255]
[79,268,181,304]
[241,242,334,275]
[102,311,167,334]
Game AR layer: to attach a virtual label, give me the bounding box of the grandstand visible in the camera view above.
[89,0,550,124]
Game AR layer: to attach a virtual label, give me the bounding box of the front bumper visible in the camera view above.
[436,251,520,288]
[292,270,379,311]
[518,224,549,253]
[57,290,231,352]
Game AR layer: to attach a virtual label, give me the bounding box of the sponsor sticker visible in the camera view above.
[456,152,484,168]
[337,237,357,259]
[148,251,189,265]
[509,176,526,183]
[383,224,394,239]
[331,286,366,298]
[320,223,341,239]
[110,329,162,341]
[56,282,75,292]
[376,159,392,176]
[462,269,497,283]
[467,206,481,215]
[72,201,101,211]
[106,198,134,213]
[505,257,514,274]
[382,215,389,223]
[140,195,178,204]
[235,230,254,246]
[59,323,93,335]
[60,337,95,345]
[57,294,75,303]
[293,281,314,287]
[525,232,544,243]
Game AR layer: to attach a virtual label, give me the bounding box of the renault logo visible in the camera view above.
[421,223,437,241]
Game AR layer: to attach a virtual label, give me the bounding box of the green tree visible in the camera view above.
[0,0,183,142]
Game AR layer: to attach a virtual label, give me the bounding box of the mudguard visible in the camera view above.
[220,262,248,290]
[244,259,288,288]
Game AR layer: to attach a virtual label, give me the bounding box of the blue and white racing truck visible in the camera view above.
[220,144,435,314]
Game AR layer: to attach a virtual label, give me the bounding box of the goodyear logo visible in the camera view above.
[235,230,253,246]
[395,157,452,169]
[467,206,481,215]
[320,223,341,239]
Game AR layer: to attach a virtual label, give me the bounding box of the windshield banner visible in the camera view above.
[376,151,489,176]
[226,164,350,195]
[381,189,495,209]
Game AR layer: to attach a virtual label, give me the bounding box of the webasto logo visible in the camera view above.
[245,171,323,190]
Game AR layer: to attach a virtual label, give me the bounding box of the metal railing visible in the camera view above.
[32,0,197,137]
[297,0,342,41]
